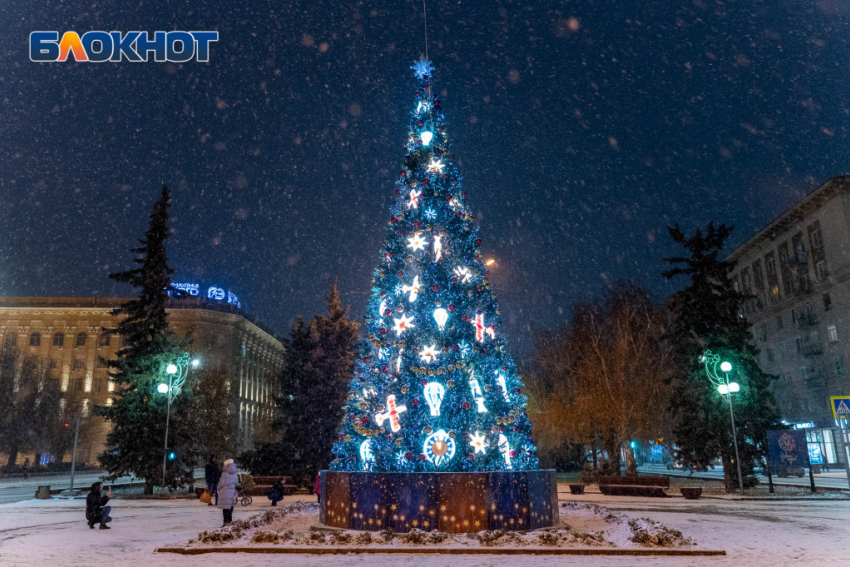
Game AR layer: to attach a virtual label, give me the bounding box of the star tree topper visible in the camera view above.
[411,57,434,79]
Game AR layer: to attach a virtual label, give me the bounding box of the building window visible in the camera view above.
[96,357,109,368]
[767,257,776,275]
[73,359,86,371]
[800,272,810,290]
[98,333,111,347]
[828,325,838,343]
[776,315,783,330]
[781,341,788,359]
[52,332,64,347]
[805,301,814,322]
[796,337,803,354]
[766,348,774,362]
[4,332,17,346]
[796,241,806,263]
[29,332,41,347]
[75,332,87,348]
[733,280,739,292]
[837,357,844,375]
[791,308,797,324]
[824,294,832,311]
[817,261,827,280]
[800,366,809,380]
[73,378,83,392]
[780,248,789,266]
[812,228,823,249]
[761,323,769,342]
[94,379,104,394]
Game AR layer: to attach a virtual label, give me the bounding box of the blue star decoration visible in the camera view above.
[411,57,434,79]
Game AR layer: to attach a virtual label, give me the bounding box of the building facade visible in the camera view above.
[0,295,285,464]
[726,176,850,467]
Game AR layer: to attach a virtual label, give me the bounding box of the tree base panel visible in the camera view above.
[319,470,558,533]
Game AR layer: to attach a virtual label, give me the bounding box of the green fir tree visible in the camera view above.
[664,222,781,491]
[95,186,192,493]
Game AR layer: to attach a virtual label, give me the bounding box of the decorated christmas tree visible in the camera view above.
[330,59,539,474]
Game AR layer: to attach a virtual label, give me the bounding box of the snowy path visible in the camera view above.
[1,492,848,566]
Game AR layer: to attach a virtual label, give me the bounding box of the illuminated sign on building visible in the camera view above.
[170,283,240,308]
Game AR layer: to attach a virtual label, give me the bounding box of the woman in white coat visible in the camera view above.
[216,459,239,526]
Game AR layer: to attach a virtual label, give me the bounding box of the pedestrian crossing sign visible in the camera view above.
[831,396,850,418]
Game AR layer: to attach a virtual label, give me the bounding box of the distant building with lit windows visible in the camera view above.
[0,292,284,464]
[726,175,850,468]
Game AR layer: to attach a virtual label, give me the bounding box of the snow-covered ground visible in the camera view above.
[1,492,848,566]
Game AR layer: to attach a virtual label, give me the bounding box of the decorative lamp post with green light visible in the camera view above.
[703,350,744,495]
[157,353,200,487]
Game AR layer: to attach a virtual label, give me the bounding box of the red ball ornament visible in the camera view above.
[448,304,456,312]
[451,277,458,283]
[452,345,459,352]
[456,211,463,217]
[423,178,430,185]
[384,309,392,316]
[469,454,475,462]
[361,416,369,424]
[418,454,427,461]
[391,218,398,224]
[379,328,387,335]
[380,291,386,297]
[499,425,505,432]
[462,401,471,410]
[502,366,508,371]
[509,450,518,458]
[398,173,404,179]
[405,452,414,460]
[381,365,388,372]
[411,398,420,406]
[513,426,520,432]
[420,378,428,386]
[397,231,402,236]
[417,120,423,127]
[461,315,468,322]
[362,357,370,363]
[462,192,467,197]
[442,174,448,179]
[397,271,404,277]
[450,154,456,160]
[475,239,482,246]
[338,433,344,439]
[476,285,483,291]
[431,284,439,292]
[446,194,453,201]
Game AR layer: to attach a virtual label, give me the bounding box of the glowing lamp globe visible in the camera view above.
[420,130,433,145]
[191,359,200,368]
[720,361,732,372]
[166,364,178,375]
[717,384,729,395]
[728,382,740,393]
[157,383,169,394]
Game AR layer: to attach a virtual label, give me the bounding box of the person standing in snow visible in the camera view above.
[313,473,321,502]
[216,458,238,526]
[268,477,284,506]
[86,482,113,529]
[22,458,30,480]
[204,455,220,506]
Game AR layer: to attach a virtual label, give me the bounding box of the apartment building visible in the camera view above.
[726,176,850,467]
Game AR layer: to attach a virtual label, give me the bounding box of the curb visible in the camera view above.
[155,546,726,556]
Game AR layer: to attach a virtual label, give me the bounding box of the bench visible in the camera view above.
[243,475,297,497]
[598,475,669,497]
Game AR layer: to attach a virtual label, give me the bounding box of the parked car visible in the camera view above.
[777,466,806,478]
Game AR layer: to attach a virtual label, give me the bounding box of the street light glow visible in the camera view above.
[728,382,740,393]
[191,359,200,367]
[718,384,729,395]
[720,361,732,372]
[157,383,168,394]
[166,364,178,374]
[486,259,495,266]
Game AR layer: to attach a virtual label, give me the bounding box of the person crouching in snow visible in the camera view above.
[86,482,113,529]
[216,459,239,526]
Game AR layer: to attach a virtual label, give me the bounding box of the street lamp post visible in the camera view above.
[704,351,745,496]
[157,353,199,488]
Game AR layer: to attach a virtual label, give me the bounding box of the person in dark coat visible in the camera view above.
[86,482,113,529]
[268,478,284,506]
[313,474,321,502]
[216,459,238,526]
[204,455,220,506]
[22,458,30,480]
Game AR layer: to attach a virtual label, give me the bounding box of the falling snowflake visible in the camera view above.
[411,57,434,79]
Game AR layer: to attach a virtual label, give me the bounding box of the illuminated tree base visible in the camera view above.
[319,470,558,533]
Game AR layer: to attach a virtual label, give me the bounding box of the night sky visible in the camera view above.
[2,1,849,356]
